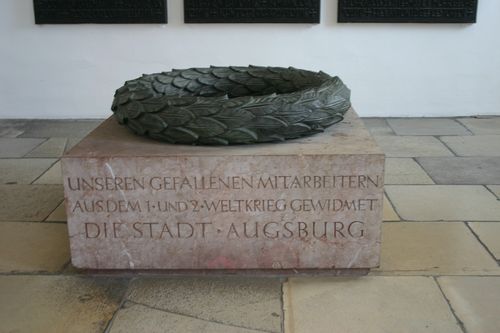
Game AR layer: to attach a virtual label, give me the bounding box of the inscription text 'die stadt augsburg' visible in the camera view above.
[184,0,320,23]
[67,173,381,243]
[34,0,168,24]
[338,0,478,23]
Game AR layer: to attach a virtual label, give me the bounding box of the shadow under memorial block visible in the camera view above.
[61,109,384,274]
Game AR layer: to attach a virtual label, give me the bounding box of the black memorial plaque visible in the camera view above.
[184,0,320,24]
[338,0,478,23]
[34,0,168,24]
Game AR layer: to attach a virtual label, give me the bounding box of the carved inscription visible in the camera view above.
[33,0,168,24]
[66,172,382,244]
[63,156,385,269]
[184,0,320,23]
[338,0,478,23]
[83,220,367,240]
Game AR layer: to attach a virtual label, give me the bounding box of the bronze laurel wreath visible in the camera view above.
[111,66,351,145]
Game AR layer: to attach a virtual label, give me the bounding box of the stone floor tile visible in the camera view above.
[0,222,69,272]
[0,128,23,138]
[19,120,102,138]
[0,158,56,184]
[376,222,499,275]
[383,195,399,221]
[34,160,62,184]
[0,120,29,137]
[25,137,67,157]
[385,158,434,184]
[45,200,67,222]
[486,185,500,199]
[0,138,45,157]
[418,157,500,185]
[126,277,282,333]
[66,137,83,152]
[387,118,471,136]
[0,184,63,221]
[109,302,263,333]
[374,136,454,157]
[0,276,128,333]
[438,277,500,333]
[441,135,500,156]
[468,222,500,260]
[458,117,500,135]
[385,185,500,221]
[361,118,395,136]
[284,276,462,333]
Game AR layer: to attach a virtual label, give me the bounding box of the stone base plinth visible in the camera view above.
[62,109,385,270]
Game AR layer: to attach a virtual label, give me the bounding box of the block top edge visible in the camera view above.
[64,108,384,158]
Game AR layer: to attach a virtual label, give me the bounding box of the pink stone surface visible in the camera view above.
[62,109,385,270]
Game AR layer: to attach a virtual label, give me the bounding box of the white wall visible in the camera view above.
[0,0,499,118]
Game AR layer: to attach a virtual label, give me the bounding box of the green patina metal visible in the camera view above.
[112,66,351,145]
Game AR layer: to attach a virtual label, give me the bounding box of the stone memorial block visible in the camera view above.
[184,0,320,24]
[62,109,384,271]
[338,0,478,23]
[34,0,168,24]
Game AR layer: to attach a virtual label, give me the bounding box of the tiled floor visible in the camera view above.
[0,117,499,333]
